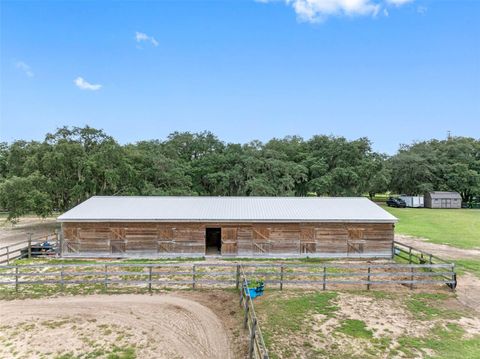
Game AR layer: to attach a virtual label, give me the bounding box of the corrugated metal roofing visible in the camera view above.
[427,191,462,199]
[57,196,397,223]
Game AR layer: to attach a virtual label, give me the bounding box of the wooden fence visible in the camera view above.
[0,261,456,291]
[239,266,269,359]
[0,233,57,265]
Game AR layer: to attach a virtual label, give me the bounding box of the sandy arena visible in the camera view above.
[0,293,242,359]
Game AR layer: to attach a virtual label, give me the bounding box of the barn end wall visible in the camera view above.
[61,222,394,259]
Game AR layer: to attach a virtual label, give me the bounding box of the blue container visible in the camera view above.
[247,282,265,299]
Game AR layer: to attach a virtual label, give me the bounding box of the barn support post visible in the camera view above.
[104,264,108,291]
[322,266,327,291]
[248,318,257,359]
[27,233,32,259]
[148,267,152,293]
[280,265,284,291]
[235,265,240,289]
[192,265,196,289]
[15,266,19,292]
[367,266,371,291]
[243,295,250,329]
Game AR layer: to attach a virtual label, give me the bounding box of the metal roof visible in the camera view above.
[57,196,397,223]
[427,191,462,199]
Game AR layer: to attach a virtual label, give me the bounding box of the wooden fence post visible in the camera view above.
[322,266,327,291]
[236,265,240,289]
[192,265,196,289]
[28,233,32,259]
[410,266,414,290]
[248,318,257,359]
[60,265,64,292]
[15,266,19,292]
[6,246,9,265]
[244,295,250,329]
[280,265,284,291]
[367,266,371,291]
[408,247,412,264]
[148,267,152,293]
[104,264,108,291]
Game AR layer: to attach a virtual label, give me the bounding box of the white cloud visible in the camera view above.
[15,61,34,77]
[135,31,158,47]
[74,77,102,91]
[386,0,413,5]
[263,0,415,22]
[417,5,427,14]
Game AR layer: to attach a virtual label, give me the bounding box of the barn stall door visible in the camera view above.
[315,225,348,256]
[347,228,366,255]
[300,227,316,254]
[221,228,238,255]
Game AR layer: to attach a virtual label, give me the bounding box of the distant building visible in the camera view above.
[424,192,462,209]
[399,195,424,208]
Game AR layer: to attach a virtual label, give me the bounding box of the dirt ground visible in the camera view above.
[0,291,245,359]
[0,217,58,244]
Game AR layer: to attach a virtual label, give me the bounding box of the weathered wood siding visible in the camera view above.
[62,222,394,258]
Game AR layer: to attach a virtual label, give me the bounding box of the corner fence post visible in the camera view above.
[15,266,19,292]
[148,266,152,293]
[322,266,326,291]
[451,263,457,292]
[410,266,414,290]
[192,264,196,289]
[280,265,284,291]
[248,318,257,359]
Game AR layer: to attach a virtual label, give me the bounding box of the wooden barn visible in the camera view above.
[57,196,397,258]
[424,191,462,209]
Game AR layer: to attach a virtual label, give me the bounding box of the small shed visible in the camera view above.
[57,196,398,259]
[424,192,462,209]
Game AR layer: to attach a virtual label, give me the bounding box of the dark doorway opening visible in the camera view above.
[206,228,222,255]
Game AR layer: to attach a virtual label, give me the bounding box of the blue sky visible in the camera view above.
[1,0,479,154]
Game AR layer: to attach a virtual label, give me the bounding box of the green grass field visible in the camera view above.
[255,290,480,359]
[382,206,480,249]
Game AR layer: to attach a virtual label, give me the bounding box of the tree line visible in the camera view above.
[0,126,479,221]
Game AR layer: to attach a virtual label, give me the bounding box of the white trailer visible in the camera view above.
[399,195,424,208]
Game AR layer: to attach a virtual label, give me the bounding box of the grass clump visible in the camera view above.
[336,319,373,339]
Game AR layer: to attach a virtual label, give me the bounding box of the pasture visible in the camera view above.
[255,290,480,359]
[383,206,480,250]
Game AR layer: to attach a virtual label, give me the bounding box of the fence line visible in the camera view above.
[0,233,57,265]
[0,261,456,290]
[238,266,269,359]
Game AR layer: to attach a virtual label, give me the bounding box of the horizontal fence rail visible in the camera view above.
[0,261,456,291]
[0,233,57,265]
[393,240,456,289]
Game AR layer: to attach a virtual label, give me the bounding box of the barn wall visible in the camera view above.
[61,221,394,258]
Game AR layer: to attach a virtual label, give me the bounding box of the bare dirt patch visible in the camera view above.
[0,292,242,359]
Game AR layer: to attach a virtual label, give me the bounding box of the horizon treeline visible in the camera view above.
[0,126,479,221]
